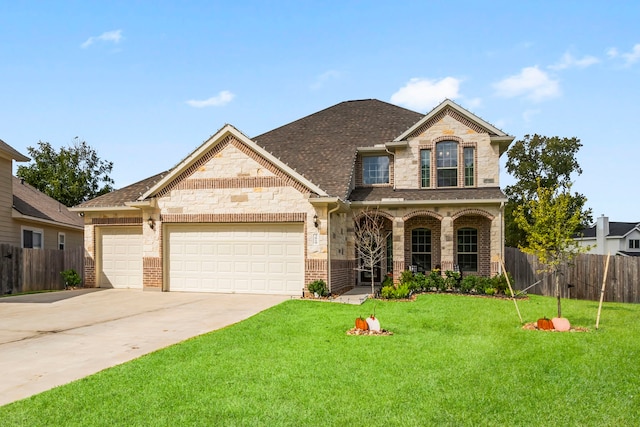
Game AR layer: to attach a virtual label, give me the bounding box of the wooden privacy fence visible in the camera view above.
[504,247,640,304]
[0,244,84,295]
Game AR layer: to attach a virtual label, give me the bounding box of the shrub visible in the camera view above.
[307,279,328,297]
[444,270,461,291]
[459,275,480,293]
[426,270,444,291]
[399,270,415,286]
[382,274,394,288]
[490,272,515,295]
[411,272,426,292]
[380,284,411,299]
[60,269,82,289]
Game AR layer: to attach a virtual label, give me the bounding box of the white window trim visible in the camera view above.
[21,226,44,249]
[58,232,66,250]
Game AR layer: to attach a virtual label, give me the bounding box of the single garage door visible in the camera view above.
[99,227,143,289]
[167,223,303,294]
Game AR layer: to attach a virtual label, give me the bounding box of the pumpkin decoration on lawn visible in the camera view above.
[537,317,554,330]
[355,316,369,331]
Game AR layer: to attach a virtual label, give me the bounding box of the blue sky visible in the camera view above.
[2,1,638,221]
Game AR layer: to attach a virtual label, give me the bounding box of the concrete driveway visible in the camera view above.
[0,289,290,406]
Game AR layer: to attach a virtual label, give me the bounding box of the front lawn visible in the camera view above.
[1,294,638,426]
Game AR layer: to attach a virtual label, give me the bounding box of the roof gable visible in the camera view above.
[254,99,424,199]
[0,139,29,162]
[141,124,327,200]
[394,99,514,155]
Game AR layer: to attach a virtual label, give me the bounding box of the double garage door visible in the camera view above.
[167,223,304,294]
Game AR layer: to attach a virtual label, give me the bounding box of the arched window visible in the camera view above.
[411,228,431,272]
[457,228,477,272]
[436,141,458,187]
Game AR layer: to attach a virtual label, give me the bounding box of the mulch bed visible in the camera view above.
[522,322,590,332]
[346,328,393,336]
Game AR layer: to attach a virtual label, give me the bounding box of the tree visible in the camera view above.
[504,134,592,247]
[513,181,591,318]
[354,209,390,296]
[17,139,114,207]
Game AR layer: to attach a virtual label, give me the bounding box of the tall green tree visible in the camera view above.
[513,182,591,318]
[504,134,592,247]
[17,140,114,207]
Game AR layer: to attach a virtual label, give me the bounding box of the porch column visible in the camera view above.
[490,215,503,276]
[440,215,454,271]
[392,217,405,283]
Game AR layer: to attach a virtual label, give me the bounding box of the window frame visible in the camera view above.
[436,141,458,188]
[457,227,478,272]
[420,149,431,188]
[411,228,432,273]
[22,226,44,249]
[362,155,390,185]
[630,239,640,249]
[464,147,475,187]
[58,232,66,250]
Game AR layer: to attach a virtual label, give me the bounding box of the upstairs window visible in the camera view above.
[420,149,431,188]
[464,147,475,187]
[437,141,458,187]
[362,156,389,185]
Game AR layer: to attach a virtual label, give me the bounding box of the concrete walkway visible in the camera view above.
[0,289,289,406]
[331,286,377,304]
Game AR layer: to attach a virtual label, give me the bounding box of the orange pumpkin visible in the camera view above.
[355,317,369,331]
[537,317,554,330]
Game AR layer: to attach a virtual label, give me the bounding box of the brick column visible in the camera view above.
[440,216,454,271]
[392,217,405,283]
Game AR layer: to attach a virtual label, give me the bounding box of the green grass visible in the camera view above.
[1,294,639,426]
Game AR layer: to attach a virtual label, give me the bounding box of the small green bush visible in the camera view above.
[444,270,461,291]
[426,270,444,291]
[307,279,328,297]
[60,269,82,288]
[490,272,515,294]
[380,284,411,299]
[382,274,394,287]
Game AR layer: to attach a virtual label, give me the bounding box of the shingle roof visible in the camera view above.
[12,177,83,228]
[349,187,507,203]
[253,99,423,199]
[77,171,168,208]
[581,222,640,238]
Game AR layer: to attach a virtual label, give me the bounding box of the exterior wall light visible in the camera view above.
[147,217,155,230]
[313,214,319,228]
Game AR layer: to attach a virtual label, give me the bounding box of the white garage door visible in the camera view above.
[99,227,143,289]
[167,223,303,294]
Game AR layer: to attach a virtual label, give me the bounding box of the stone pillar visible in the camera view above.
[392,217,405,283]
[440,216,454,271]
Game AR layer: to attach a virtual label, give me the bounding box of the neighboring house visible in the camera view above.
[0,139,84,250]
[576,215,640,257]
[74,99,514,295]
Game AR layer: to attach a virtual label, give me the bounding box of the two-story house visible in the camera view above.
[74,99,514,295]
[0,139,83,250]
[576,215,640,257]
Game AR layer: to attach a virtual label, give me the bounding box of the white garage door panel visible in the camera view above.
[100,227,143,289]
[168,223,303,294]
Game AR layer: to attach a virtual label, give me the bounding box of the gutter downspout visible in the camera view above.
[326,203,341,294]
[385,147,396,190]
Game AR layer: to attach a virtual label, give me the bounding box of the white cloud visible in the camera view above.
[549,52,599,70]
[81,30,123,49]
[606,47,619,58]
[522,109,541,123]
[493,66,560,102]
[185,90,235,108]
[621,43,640,65]
[390,77,461,111]
[310,70,341,90]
